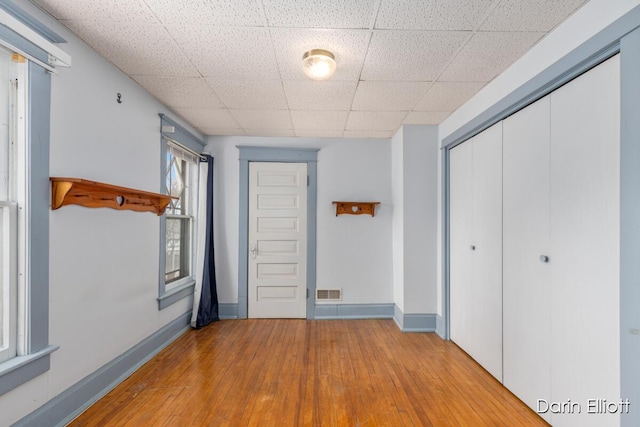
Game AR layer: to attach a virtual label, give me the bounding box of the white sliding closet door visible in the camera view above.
[502,96,551,422]
[470,123,503,381]
[450,141,473,353]
[549,55,620,427]
[450,122,503,381]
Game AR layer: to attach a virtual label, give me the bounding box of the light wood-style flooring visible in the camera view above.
[69,319,548,426]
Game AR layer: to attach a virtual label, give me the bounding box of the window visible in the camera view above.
[157,115,204,310]
[0,46,25,364]
[165,142,198,286]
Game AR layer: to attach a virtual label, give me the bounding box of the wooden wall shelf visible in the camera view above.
[50,177,175,216]
[332,201,380,217]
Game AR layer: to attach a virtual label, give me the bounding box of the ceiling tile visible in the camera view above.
[133,77,223,108]
[169,26,279,79]
[480,0,586,32]
[33,0,159,23]
[271,29,370,81]
[414,81,486,111]
[144,0,263,26]
[375,0,494,30]
[295,129,345,138]
[283,80,358,111]
[346,111,407,131]
[343,130,395,138]
[352,81,431,111]
[62,21,198,76]
[206,79,288,110]
[404,111,451,124]
[291,110,349,130]
[361,31,469,81]
[262,0,377,28]
[229,110,293,130]
[172,108,240,129]
[244,129,296,137]
[439,32,545,82]
[197,128,246,136]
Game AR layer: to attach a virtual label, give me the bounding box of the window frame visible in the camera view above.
[0,40,59,395]
[157,114,204,310]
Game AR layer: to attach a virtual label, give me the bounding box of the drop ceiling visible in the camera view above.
[32,0,588,138]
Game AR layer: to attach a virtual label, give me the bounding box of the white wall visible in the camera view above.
[391,125,438,315]
[391,128,404,311]
[0,1,201,424]
[436,0,640,316]
[205,136,394,306]
[402,126,438,314]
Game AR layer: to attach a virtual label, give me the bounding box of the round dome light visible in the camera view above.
[302,49,336,81]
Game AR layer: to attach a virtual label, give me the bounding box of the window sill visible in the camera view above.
[0,344,59,396]
[157,280,195,310]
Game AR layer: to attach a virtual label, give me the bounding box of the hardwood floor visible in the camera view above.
[69,319,547,426]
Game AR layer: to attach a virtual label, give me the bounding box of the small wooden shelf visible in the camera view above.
[50,177,175,216]
[332,201,380,217]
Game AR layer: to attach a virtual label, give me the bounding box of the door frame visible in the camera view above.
[237,146,319,319]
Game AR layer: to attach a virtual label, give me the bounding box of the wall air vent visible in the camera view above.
[316,289,342,301]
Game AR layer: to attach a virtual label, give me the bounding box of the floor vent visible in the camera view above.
[316,289,342,301]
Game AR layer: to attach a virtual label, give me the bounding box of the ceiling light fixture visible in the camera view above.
[302,49,336,81]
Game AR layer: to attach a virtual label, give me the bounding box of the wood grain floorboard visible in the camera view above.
[68,319,548,426]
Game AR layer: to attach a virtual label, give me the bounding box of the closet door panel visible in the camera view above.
[502,96,551,422]
[550,55,620,427]
[449,141,474,351]
[470,122,503,381]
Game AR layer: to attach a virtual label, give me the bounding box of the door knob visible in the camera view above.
[250,245,257,260]
[540,255,549,263]
[470,245,476,251]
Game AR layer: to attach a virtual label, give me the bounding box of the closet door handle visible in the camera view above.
[470,245,476,251]
[250,245,257,260]
[540,255,549,263]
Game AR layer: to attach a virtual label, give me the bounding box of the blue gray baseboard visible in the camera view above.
[435,314,446,339]
[15,312,192,427]
[219,303,238,319]
[393,305,437,332]
[314,303,394,319]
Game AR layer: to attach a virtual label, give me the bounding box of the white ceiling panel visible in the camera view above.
[36,0,587,137]
[375,0,495,30]
[133,77,223,108]
[262,0,377,29]
[33,0,159,23]
[283,80,358,111]
[172,108,240,129]
[346,111,407,131]
[352,81,431,111]
[169,26,279,79]
[480,0,587,32]
[439,31,545,82]
[63,21,199,76]
[291,110,349,130]
[197,128,246,136]
[404,111,451,125]
[229,110,293,130]
[271,29,370,81]
[245,129,296,137]
[414,81,486,111]
[143,0,264,27]
[343,130,395,138]
[361,31,469,81]
[295,130,345,138]
[206,80,288,110]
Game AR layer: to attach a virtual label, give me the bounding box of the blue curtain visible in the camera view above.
[191,155,219,328]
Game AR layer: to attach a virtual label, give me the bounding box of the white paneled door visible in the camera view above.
[248,162,308,318]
